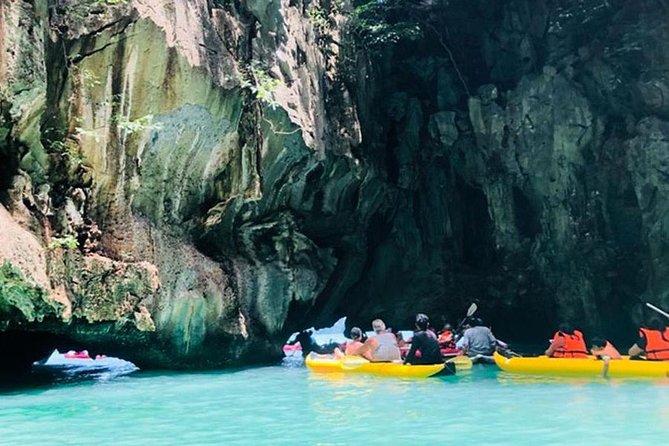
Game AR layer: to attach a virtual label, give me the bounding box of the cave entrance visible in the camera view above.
[0,330,82,373]
[0,98,23,200]
[456,177,495,269]
[512,187,540,239]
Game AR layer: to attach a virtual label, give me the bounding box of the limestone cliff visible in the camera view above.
[1,0,376,368]
[2,0,669,369]
[343,0,669,342]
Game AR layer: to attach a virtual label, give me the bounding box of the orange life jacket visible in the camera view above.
[438,330,453,344]
[640,327,669,360]
[552,330,588,358]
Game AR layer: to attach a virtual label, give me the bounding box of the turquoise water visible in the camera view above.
[1,360,668,445]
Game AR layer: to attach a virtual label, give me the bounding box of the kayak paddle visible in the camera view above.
[639,297,669,320]
[445,355,472,370]
[455,303,478,333]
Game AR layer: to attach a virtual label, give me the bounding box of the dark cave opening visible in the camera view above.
[0,150,17,202]
[384,125,400,185]
[457,178,495,270]
[0,330,84,373]
[512,187,540,240]
[0,105,19,200]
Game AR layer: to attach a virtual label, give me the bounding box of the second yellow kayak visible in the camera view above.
[493,351,669,378]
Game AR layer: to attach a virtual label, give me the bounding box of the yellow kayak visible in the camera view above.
[493,351,669,378]
[305,353,456,378]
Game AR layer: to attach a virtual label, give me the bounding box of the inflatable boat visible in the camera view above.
[32,349,139,377]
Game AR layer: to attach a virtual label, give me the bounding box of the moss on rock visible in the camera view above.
[0,260,63,326]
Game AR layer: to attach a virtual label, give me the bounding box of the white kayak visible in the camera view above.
[32,349,139,377]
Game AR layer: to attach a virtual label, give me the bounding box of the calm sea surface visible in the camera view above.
[1,357,668,445]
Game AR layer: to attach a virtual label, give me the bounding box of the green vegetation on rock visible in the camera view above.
[241,62,282,109]
[308,7,331,32]
[55,0,128,22]
[349,0,423,48]
[0,261,62,326]
[113,113,162,136]
[48,235,79,251]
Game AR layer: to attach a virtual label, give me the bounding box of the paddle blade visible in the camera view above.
[432,362,456,377]
[446,355,473,370]
[466,303,478,317]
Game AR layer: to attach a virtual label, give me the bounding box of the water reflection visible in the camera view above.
[496,371,596,386]
[495,370,669,388]
[0,368,139,395]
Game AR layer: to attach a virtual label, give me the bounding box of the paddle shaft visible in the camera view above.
[455,303,477,333]
[645,301,669,320]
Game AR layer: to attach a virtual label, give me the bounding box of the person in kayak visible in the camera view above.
[590,337,622,378]
[289,330,340,357]
[404,314,442,365]
[350,319,401,362]
[395,331,407,348]
[334,327,365,358]
[438,323,457,350]
[456,317,497,357]
[545,323,588,358]
[590,337,621,359]
[628,318,669,360]
[64,350,91,359]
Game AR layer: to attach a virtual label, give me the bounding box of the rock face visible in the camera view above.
[1,0,373,368]
[343,0,669,341]
[2,0,669,368]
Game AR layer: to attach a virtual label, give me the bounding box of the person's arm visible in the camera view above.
[545,336,564,357]
[601,356,610,378]
[628,332,647,358]
[350,340,368,355]
[344,341,359,355]
[404,343,418,365]
[628,343,644,358]
[488,330,497,351]
[351,338,376,360]
[456,333,468,352]
[404,334,420,364]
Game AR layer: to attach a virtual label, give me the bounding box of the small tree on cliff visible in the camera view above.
[346,0,469,96]
[348,0,424,48]
[240,62,282,110]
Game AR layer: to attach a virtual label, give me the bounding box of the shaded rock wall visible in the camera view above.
[341,0,669,344]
